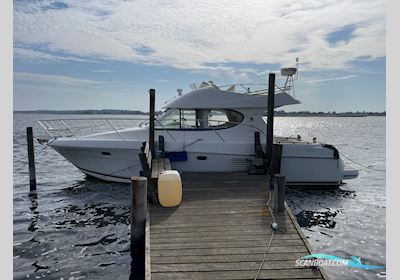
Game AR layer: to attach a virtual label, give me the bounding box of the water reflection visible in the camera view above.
[296,209,340,228]
[28,192,39,232]
[14,177,132,280]
[286,187,357,229]
[32,261,49,273]
[54,204,130,229]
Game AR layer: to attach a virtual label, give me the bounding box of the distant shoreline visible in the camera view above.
[13,109,160,115]
[13,109,386,117]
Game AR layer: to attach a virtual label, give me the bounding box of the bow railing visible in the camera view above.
[38,118,148,140]
[38,117,267,142]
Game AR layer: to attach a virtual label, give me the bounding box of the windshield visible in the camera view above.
[155,109,181,129]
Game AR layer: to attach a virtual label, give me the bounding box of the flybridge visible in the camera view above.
[188,58,299,96]
[219,67,298,96]
[162,83,300,110]
[164,59,300,110]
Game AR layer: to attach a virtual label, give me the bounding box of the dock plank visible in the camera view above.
[149,224,296,234]
[149,246,311,257]
[150,228,300,237]
[151,239,305,250]
[147,172,327,280]
[150,218,293,228]
[151,269,323,280]
[151,260,313,272]
[151,158,159,179]
[150,233,302,244]
[151,252,309,264]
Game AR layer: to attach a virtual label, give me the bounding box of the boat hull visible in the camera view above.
[52,146,141,183]
[51,144,356,186]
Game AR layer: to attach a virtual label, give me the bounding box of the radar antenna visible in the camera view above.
[280,58,299,98]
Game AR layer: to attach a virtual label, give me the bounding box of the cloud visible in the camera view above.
[153,79,168,83]
[305,74,357,85]
[14,72,103,86]
[14,46,99,63]
[14,0,385,71]
[93,69,114,73]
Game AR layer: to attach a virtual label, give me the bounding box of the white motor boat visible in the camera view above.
[39,68,359,186]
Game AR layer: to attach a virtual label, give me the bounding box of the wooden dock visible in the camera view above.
[146,172,328,280]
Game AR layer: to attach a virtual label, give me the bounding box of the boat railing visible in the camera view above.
[218,83,293,96]
[38,117,148,140]
[38,117,266,143]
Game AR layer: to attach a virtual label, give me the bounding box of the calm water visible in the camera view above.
[13,113,386,280]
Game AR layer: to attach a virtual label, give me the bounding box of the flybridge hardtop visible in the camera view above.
[39,62,359,185]
[163,81,301,110]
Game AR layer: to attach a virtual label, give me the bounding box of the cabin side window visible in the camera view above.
[181,110,197,129]
[155,109,243,130]
[207,110,243,128]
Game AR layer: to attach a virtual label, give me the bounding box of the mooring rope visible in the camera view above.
[13,138,55,166]
[254,187,276,280]
[306,139,386,173]
[338,151,385,172]
[93,162,142,182]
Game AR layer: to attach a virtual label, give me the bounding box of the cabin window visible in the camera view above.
[208,110,243,128]
[181,110,197,129]
[155,109,243,130]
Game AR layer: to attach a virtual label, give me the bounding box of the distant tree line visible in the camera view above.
[13,109,163,115]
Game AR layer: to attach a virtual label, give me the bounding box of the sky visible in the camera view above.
[13,0,386,112]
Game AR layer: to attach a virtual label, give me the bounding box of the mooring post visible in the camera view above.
[273,174,285,213]
[266,73,276,171]
[149,89,156,157]
[158,135,165,157]
[131,176,147,279]
[254,131,262,158]
[26,127,36,191]
[271,144,283,174]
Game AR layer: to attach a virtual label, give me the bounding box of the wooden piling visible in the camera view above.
[254,131,263,158]
[273,174,286,213]
[139,153,150,177]
[131,176,148,279]
[266,73,276,171]
[26,127,36,191]
[271,144,283,174]
[149,89,156,157]
[158,135,165,157]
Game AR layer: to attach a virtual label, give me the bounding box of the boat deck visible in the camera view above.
[147,172,328,280]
